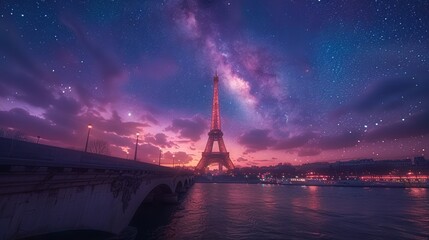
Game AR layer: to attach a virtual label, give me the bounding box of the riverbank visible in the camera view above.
[195,176,429,188]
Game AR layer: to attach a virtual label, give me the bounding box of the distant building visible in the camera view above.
[333,159,375,167]
[377,159,412,168]
[300,162,330,171]
[414,156,427,166]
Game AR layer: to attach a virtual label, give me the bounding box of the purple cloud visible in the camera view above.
[238,129,277,152]
[166,116,207,141]
[61,16,126,103]
[137,143,162,163]
[141,114,159,125]
[236,157,248,162]
[0,34,49,81]
[274,132,316,150]
[0,71,55,108]
[0,108,74,143]
[98,111,148,136]
[43,96,82,129]
[318,131,362,150]
[98,132,134,148]
[333,77,429,117]
[297,148,322,157]
[144,133,176,148]
[365,111,429,142]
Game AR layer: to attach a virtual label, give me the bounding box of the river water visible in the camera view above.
[130,183,429,240]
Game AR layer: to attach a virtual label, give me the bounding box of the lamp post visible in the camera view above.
[134,132,139,161]
[173,154,175,168]
[84,124,92,152]
[159,150,162,166]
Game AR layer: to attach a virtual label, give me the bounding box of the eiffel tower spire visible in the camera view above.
[211,72,221,130]
[195,73,234,173]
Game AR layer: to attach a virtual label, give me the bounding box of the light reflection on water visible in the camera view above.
[408,187,427,198]
[131,183,429,240]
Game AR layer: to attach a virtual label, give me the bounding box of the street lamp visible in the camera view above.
[159,150,162,166]
[173,154,175,168]
[84,124,92,152]
[134,132,139,161]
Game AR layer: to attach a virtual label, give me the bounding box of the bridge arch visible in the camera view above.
[142,183,173,203]
[175,181,183,193]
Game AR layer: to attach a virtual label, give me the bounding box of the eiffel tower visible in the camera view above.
[195,73,235,173]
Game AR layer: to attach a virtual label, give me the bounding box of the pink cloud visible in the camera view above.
[163,151,194,165]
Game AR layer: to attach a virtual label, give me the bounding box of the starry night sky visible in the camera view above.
[1,0,428,167]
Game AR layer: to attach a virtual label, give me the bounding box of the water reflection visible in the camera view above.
[404,188,429,233]
[407,187,427,198]
[306,186,320,210]
[132,184,429,240]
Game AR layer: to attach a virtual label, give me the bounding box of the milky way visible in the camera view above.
[0,0,428,167]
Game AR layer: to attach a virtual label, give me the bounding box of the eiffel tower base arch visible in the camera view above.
[196,152,234,173]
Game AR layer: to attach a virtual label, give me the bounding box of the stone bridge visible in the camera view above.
[0,138,194,240]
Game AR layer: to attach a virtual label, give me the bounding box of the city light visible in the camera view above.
[84,124,92,152]
[134,132,139,161]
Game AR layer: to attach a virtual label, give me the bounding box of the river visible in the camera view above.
[130,183,429,240]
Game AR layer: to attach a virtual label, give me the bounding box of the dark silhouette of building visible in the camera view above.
[195,73,234,173]
[414,156,427,166]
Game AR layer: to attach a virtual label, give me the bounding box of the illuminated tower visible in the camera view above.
[195,73,235,173]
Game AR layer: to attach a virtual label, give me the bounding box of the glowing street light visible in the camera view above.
[172,154,175,168]
[84,124,92,152]
[134,132,139,161]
